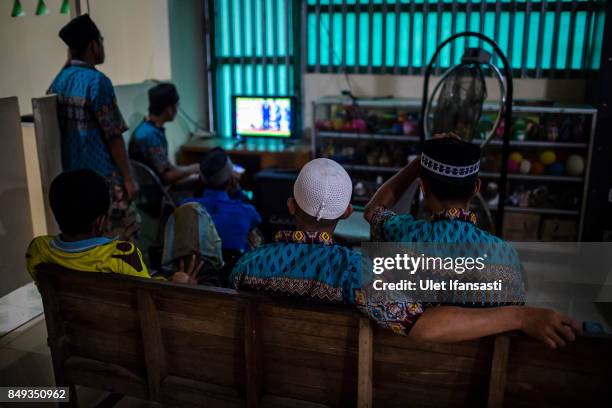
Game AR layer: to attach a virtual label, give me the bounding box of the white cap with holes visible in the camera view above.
[293,158,353,221]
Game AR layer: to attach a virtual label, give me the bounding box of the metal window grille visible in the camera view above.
[305,0,606,78]
[207,0,300,137]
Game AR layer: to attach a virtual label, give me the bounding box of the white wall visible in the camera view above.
[0,0,171,115]
[0,0,70,115]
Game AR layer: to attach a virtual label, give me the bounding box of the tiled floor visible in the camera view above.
[0,282,43,336]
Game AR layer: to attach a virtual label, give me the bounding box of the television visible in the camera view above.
[232,95,295,139]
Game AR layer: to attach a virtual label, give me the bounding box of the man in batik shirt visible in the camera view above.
[48,14,139,241]
[364,135,580,348]
[129,83,200,188]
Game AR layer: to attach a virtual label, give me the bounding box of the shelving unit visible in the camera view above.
[312,96,597,241]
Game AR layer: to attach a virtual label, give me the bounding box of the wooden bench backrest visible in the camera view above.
[37,266,612,408]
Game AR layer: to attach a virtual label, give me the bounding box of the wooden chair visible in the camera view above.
[36,265,612,408]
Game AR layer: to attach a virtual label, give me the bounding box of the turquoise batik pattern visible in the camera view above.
[48,61,127,183]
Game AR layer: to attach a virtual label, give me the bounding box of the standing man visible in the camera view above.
[48,14,139,241]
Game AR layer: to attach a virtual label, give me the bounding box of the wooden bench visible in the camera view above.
[37,265,612,407]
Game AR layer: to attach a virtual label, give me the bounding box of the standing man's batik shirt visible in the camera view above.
[48,61,138,240]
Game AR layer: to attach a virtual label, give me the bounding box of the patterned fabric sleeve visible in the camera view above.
[353,287,425,336]
[91,76,128,140]
[144,142,172,175]
[369,206,399,242]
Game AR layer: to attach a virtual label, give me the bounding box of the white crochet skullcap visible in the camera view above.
[293,158,352,221]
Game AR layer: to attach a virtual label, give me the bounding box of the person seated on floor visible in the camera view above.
[129,83,200,189]
[182,147,262,253]
[231,158,580,348]
[26,169,199,284]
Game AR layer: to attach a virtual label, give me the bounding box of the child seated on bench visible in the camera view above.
[231,158,580,348]
[26,169,199,284]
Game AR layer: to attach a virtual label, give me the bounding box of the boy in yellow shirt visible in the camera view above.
[26,169,198,283]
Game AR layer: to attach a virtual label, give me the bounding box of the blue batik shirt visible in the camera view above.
[129,120,171,178]
[230,230,425,335]
[181,189,261,252]
[48,60,127,183]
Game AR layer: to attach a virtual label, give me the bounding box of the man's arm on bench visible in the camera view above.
[409,305,581,349]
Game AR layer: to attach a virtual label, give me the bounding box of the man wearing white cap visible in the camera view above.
[230,158,361,304]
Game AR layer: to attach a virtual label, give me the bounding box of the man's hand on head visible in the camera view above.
[519,307,581,349]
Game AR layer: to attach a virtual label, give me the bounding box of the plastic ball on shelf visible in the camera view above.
[507,159,520,173]
[547,162,565,176]
[509,152,523,163]
[531,161,545,175]
[403,120,418,136]
[566,154,585,176]
[540,150,556,165]
[332,118,344,131]
[519,159,531,174]
[352,118,367,133]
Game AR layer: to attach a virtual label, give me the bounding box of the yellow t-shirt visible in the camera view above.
[26,235,151,282]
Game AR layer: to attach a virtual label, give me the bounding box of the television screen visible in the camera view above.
[233,96,293,138]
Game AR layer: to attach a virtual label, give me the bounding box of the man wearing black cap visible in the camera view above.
[181,147,261,253]
[48,14,139,241]
[129,83,199,187]
[363,135,581,349]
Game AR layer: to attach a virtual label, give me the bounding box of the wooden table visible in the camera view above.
[179,138,311,190]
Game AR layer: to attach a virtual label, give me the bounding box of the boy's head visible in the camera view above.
[59,14,104,64]
[288,158,353,231]
[49,170,110,236]
[419,136,481,205]
[148,83,179,119]
[199,147,237,191]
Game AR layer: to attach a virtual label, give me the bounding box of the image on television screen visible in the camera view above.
[234,96,292,138]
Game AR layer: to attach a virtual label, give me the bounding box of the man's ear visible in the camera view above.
[287,197,297,216]
[474,178,482,194]
[419,179,428,196]
[340,204,353,220]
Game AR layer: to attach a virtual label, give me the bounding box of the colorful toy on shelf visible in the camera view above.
[315,119,332,131]
[547,162,565,176]
[507,159,520,173]
[402,119,418,136]
[331,118,344,131]
[509,152,523,163]
[525,116,541,140]
[540,150,556,165]
[519,159,532,174]
[566,154,585,176]
[352,118,367,133]
[531,161,545,175]
[546,122,559,142]
[513,118,527,141]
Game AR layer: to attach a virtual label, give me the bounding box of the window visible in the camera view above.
[208,0,300,137]
[305,0,606,78]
